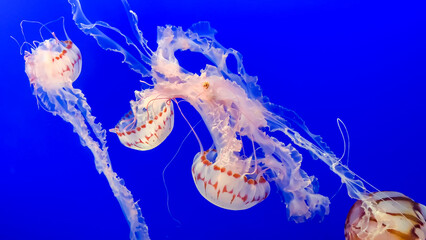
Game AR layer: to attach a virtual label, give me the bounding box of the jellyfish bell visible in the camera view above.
[114,93,174,150]
[345,191,426,240]
[24,38,82,90]
[192,149,270,210]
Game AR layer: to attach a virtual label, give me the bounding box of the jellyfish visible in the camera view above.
[114,97,174,151]
[345,192,426,240]
[21,24,149,240]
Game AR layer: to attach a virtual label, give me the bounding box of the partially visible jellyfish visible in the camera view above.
[20,22,149,240]
[345,192,426,240]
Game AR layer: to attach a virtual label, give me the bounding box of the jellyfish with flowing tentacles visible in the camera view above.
[21,22,149,240]
[24,0,422,239]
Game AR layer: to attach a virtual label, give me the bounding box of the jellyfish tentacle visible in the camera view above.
[68,0,150,77]
[120,0,153,57]
[32,83,149,240]
[173,99,204,153]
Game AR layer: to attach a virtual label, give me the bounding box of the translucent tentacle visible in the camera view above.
[267,139,331,222]
[120,0,153,57]
[33,85,150,240]
[266,109,367,199]
[68,0,151,77]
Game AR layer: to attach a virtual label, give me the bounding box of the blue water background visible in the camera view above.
[1,0,425,239]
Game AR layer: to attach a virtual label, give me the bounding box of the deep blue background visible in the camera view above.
[1,0,425,239]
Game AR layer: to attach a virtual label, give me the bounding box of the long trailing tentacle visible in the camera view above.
[68,0,151,77]
[33,85,150,240]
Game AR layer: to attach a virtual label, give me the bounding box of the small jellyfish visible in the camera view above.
[113,93,174,151]
[345,191,426,240]
[25,39,81,89]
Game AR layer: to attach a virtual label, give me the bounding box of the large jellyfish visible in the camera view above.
[64,0,426,239]
[22,27,149,239]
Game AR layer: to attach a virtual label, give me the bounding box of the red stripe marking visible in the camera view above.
[230,194,236,204]
[239,194,248,202]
